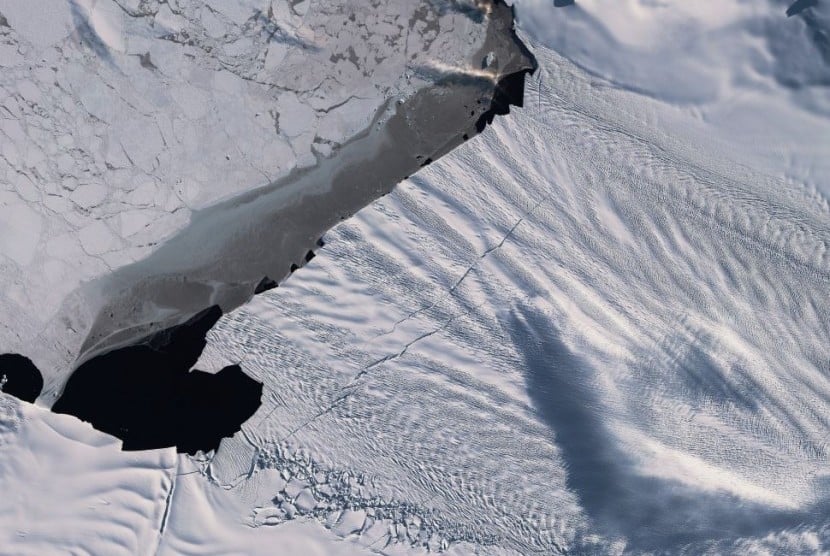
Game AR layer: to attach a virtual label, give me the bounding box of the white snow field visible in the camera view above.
[0,392,389,555]
[2,0,830,555]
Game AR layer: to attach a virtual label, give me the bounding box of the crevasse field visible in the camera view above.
[2,1,830,554]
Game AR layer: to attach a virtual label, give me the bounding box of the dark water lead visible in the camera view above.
[0,353,44,403]
[52,306,262,454]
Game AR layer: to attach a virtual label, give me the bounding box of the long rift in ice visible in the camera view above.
[72,1,535,370]
[0,0,534,396]
[1,0,829,553]
[75,2,533,364]
[182,6,830,554]
[0,1,537,453]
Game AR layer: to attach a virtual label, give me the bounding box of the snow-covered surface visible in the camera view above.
[517,0,830,198]
[0,393,384,555]
[2,0,830,554]
[520,0,830,107]
[0,393,175,554]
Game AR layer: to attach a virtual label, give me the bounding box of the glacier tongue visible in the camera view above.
[0,0,534,394]
[189,10,830,555]
[1,1,829,554]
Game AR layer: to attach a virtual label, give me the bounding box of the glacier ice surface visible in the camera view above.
[1,0,830,554]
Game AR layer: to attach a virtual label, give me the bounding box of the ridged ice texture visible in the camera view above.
[195,43,830,554]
